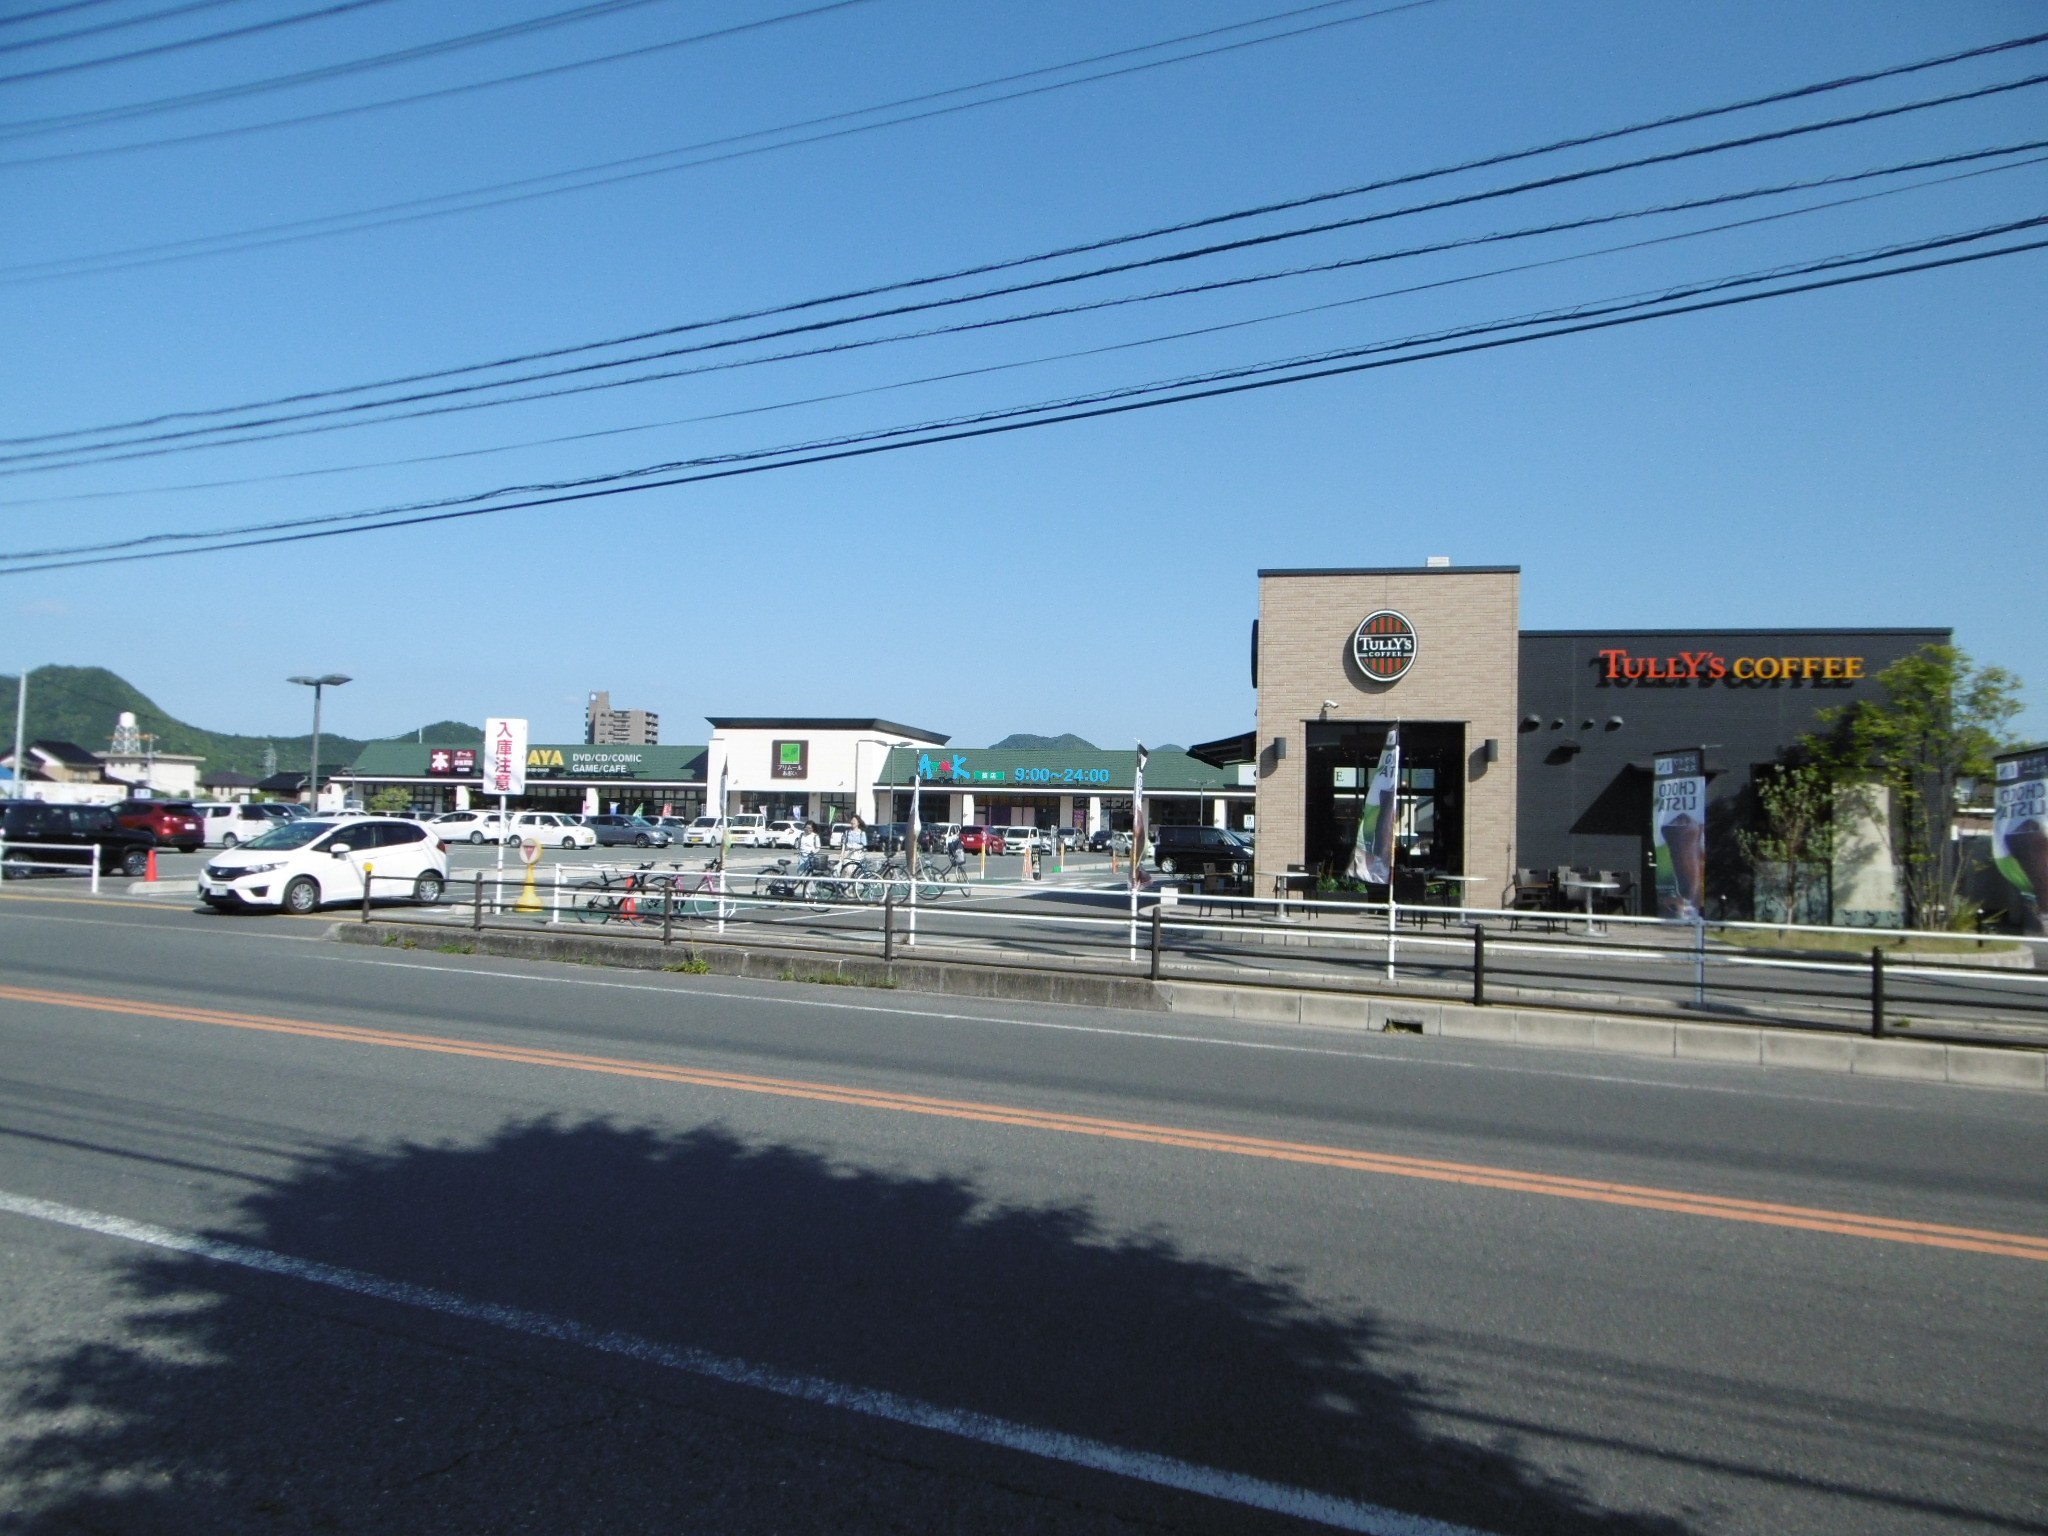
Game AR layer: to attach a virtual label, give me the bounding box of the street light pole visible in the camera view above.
[288,674,351,809]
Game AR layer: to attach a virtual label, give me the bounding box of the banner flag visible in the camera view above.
[1652,748,1708,922]
[1347,727,1400,885]
[1993,746,2048,936]
[483,718,528,797]
[1130,744,1149,890]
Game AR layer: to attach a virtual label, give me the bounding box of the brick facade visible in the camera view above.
[1254,567,1520,897]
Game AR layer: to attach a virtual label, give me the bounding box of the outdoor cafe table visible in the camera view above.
[1559,877,1620,934]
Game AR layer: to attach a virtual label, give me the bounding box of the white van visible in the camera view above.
[197,801,293,848]
[430,809,509,844]
[200,816,450,915]
[727,813,768,846]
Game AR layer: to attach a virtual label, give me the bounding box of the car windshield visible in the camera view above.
[238,819,335,851]
[691,817,718,827]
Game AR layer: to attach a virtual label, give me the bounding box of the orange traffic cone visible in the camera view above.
[145,848,158,882]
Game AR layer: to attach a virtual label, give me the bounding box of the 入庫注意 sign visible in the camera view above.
[483,717,528,796]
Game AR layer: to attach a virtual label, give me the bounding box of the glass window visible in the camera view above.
[243,820,334,850]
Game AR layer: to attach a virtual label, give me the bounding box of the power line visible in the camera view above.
[15,73,2045,465]
[0,0,692,139]
[15,26,2042,446]
[0,0,1435,285]
[7,223,2040,574]
[0,0,259,57]
[0,0,135,30]
[0,0,399,87]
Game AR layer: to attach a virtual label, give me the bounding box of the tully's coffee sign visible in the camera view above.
[1597,648,1867,686]
[1352,610,1417,682]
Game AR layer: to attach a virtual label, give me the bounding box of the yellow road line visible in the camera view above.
[2,979,2043,1262]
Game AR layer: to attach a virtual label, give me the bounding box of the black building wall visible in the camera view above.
[1515,628,1949,914]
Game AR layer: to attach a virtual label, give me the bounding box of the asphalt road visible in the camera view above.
[1,889,2044,1534]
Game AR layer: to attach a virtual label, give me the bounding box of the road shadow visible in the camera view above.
[1,1119,1686,1534]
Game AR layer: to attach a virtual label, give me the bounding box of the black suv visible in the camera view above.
[1151,825,1251,878]
[0,800,154,877]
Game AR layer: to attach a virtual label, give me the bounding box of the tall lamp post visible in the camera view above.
[287,674,350,809]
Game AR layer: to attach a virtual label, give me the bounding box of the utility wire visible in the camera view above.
[0,0,259,57]
[0,0,1410,171]
[15,73,2046,463]
[7,223,2041,574]
[0,0,1434,285]
[0,0,400,87]
[21,152,2034,516]
[0,0,692,138]
[0,0,133,30]
[16,25,2042,444]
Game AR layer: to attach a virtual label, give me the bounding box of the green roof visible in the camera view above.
[877,746,1233,793]
[345,741,708,783]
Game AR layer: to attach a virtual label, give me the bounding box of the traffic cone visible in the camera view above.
[145,848,158,882]
[514,862,544,914]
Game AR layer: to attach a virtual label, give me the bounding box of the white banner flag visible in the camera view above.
[484,717,529,797]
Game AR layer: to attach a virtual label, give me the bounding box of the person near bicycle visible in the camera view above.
[842,818,869,857]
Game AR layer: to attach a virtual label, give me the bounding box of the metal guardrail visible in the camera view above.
[355,862,2048,1049]
[0,839,116,893]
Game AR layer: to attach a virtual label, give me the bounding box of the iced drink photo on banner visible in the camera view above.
[1993,747,2048,936]
[1652,749,1707,922]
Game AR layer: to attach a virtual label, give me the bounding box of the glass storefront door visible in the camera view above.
[1304,721,1466,883]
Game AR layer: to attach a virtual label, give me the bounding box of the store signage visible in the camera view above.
[1994,747,2048,936]
[1598,649,1866,684]
[772,740,808,780]
[524,748,649,779]
[1352,610,1417,682]
[426,748,476,777]
[1652,748,1707,922]
[917,753,971,781]
[484,717,528,796]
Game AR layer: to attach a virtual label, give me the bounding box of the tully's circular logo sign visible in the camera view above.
[1352,609,1417,682]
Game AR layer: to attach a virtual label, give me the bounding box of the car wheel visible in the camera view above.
[282,877,321,915]
[222,832,239,848]
[413,872,445,905]
[121,849,150,877]
[469,831,485,844]
[1158,857,1177,874]
[561,837,575,849]
[634,834,651,848]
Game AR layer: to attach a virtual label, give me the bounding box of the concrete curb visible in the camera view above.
[1155,983,2047,1091]
[337,922,1162,1013]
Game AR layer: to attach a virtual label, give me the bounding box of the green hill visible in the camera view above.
[0,666,480,778]
[989,732,1098,751]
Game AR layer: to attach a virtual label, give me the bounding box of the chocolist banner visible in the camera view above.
[1652,748,1707,922]
[1347,727,1401,885]
[1994,746,2048,936]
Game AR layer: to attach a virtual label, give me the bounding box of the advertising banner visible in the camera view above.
[1129,745,1149,890]
[484,717,528,797]
[1346,727,1400,885]
[1993,746,2048,936]
[1652,748,1707,922]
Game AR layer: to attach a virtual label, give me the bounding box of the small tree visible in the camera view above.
[1810,645,2023,928]
[368,785,412,814]
[1738,763,1838,924]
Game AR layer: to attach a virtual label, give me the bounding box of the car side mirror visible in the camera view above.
[330,844,351,857]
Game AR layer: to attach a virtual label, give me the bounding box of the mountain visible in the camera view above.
[0,666,481,778]
[989,732,1099,751]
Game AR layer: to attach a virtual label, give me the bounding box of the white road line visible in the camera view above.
[300,953,1939,1110]
[0,1186,1483,1536]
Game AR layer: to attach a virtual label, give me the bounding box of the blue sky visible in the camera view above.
[2,0,2043,749]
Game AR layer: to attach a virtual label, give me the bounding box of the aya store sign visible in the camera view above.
[426,748,476,777]
[483,717,528,796]
[1993,746,2048,936]
[1352,610,1417,683]
[1598,649,1866,685]
[1652,748,1707,922]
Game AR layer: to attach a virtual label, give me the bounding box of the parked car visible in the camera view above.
[199,816,449,914]
[678,816,722,846]
[508,811,596,849]
[110,799,204,852]
[1056,826,1085,850]
[723,812,768,846]
[1089,828,1133,854]
[957,825,1005,855]
[1152,825,1252,878]
[587,814,671,848]
[997,824,1046,853]
[197,801,288,847]
[866,822,912,854]
[429,809,509,843]
[0,800,154,877]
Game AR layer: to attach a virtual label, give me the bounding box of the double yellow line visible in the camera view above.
[3,979,2044,1263]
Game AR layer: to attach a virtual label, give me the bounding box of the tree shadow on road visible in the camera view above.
[1,1119,1687,1534]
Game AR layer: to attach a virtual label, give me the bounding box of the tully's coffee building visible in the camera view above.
[1225,564,1944,921]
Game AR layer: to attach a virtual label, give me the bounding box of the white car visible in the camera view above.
[761,819,805,848]
[199,816,449,915]
[727,812,768,846]
[681,815,725,846]
[431,809,510,844]
[196,801,295,848]
[508,811,596,849]
[999,824,1047,853]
